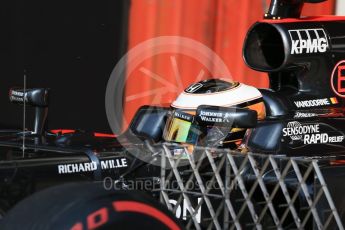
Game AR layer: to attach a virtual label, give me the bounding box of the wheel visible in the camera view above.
[0,199,9,220]
[1,182,183,230]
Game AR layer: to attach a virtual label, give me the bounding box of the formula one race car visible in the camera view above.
[1,0,345,229]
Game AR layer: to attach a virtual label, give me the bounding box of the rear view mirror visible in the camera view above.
[9,88,49,107]
[196,105,257,128]
[129,105,169,142]
[9,88,49,135]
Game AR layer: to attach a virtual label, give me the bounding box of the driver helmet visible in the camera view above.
[163,79,266,151]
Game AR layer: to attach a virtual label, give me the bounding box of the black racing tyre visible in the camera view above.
[0,199,10,220]
[1,182,183,230]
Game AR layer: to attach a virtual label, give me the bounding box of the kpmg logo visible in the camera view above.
[289,28,329,55]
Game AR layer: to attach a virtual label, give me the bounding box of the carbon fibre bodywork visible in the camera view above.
[1,1,345,228]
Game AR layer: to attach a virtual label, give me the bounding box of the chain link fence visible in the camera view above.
[157,145,345,230]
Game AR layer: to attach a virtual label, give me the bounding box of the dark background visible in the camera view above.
[0,0,129,133]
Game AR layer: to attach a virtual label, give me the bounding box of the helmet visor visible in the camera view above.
[163,110,200,144]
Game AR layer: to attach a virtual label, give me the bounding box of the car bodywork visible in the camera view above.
[1,0,345,229]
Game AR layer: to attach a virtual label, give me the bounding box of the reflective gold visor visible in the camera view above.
[163,110,200,144]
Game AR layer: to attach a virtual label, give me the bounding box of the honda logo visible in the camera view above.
[185,83,203,93]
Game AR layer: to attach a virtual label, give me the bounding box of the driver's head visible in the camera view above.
[163,79,265,150]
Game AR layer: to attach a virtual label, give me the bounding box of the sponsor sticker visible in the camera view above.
[330,97,339,104]
[174,111,194,122]
[199,110,223,123]
[289,28,329,55]
[185,83,203,93]
[331,60,345,98]
[9,90,27,103]
[11,90,24,97]
[282,121,344,144]
[294,112,318,118]
[170,198,202,223]
[198,110,234,123]
[57,158,128,174]
[294,97,337,108]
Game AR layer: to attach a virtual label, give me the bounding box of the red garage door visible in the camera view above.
[123,0,335,129]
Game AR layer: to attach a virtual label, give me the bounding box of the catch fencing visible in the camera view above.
[157,145,345,230]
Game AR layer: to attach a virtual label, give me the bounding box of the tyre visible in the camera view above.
[1,182,183,230]
[0,199,9,220]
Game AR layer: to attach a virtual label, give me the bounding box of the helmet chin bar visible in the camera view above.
[9,88,49,135]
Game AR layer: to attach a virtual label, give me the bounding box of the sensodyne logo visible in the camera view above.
[289,29,329,55]
[282,121,315,141]
[282,121,344,144]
